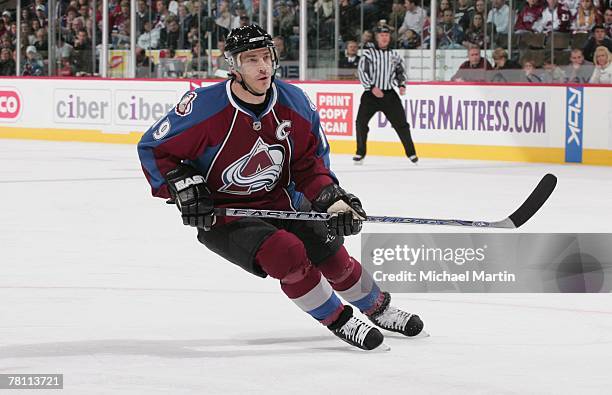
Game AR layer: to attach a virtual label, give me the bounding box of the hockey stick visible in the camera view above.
[214,174,557,229]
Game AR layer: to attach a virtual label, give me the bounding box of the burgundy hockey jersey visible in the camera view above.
[137,79,336,224]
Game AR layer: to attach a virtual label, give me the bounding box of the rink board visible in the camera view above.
[0,77,610,165]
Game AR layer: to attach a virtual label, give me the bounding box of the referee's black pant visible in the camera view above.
[355,89,416,157]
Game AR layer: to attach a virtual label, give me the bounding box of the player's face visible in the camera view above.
[239,47,274,94]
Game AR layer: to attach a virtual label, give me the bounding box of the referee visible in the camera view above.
[354,21,418,164]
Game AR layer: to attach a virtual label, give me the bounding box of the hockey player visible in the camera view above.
[137,25,424,351]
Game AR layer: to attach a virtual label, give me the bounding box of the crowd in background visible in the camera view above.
[0,0,610,82]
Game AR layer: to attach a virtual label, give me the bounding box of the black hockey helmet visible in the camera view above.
[224,24,279,71]
[374,20,392,34]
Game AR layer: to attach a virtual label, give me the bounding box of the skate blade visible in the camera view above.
[410,330,430,339]
[376,342,391,352]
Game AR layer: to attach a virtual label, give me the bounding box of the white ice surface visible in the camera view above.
[1,140,611,395]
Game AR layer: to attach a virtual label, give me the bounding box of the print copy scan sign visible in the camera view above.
[317,93,353,137]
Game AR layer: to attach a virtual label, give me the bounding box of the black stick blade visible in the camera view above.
[508,174,557,228]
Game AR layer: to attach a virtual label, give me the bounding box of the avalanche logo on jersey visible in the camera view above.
[175,91,197,117]
[275,120,291,141]
[220,137,286,195]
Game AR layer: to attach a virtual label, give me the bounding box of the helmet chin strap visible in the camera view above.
[234,71,269,97]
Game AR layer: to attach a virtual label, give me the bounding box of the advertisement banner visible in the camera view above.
[0,78,610,164]
[316,92,353,137]
[565,86,584,163]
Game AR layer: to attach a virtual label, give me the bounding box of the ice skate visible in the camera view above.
[368,292,425,337]
[328,305,385,350]
[352,155,365,165]
[409,155,419,164]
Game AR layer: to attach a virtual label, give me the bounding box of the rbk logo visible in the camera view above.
[275,120,291,140]
[220,137,285,195]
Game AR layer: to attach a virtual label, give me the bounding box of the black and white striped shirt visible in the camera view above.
[357,44,407,91]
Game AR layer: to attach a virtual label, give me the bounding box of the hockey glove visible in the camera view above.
[312,183,367,237]
[165,164,215,230]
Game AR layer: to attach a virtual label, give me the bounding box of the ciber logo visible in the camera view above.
[220,137,285,195]
[275,120,291,140]
[175,91,197,116]
[0,90,21,119]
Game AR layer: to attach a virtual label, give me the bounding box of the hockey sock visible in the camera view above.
[318,247,385,315]
[255,230,344,325]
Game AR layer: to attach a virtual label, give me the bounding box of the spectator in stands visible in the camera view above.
[515,0,544,34]
[388,0,406,32]
[533,0,573,33]
[22,46,44,76]
[437,8,464,48]
[541,59,566,82]
[462,13,488,48]
[1,10,12,27]
[138,20,161,49]
[474,0,486,18]
[1,35,14,51]
[492,47,521,69]
[589,45,612,82]
[438,0,452,18]
[563,48,594,82]
[452,44,492,81]
[58,52,75,76]
[603,8,612,36]
[186,40,207,73]
[155,0,173,29]
[214,38,228,72]
[111,22,130,48]
[583,24,612,61]
[79,4,90,20]
[135,0,147,33]
[35,5,48,28]
[135,46,154,77]
[0,18,6,38]
[339,40,360,68]
[160,16,186,50]
[33,28,48,54]
[215,0,232,31]
[22,21,37,46]
[573,0,603,32]
[113,1,130,30]
[361,30,374,46]
[0,47,14,76]
[399,0,427,39]
[489,47,521,81]
[273,35,295,61]
[177,3,193,34]
[74,28,92,74]
[520,58,542,82]
[487,0,511,35]
[456,0,475,31]
[20,8,31,24]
